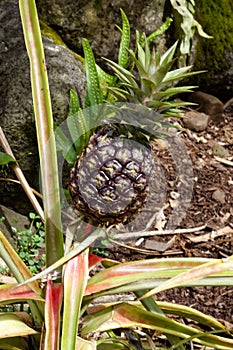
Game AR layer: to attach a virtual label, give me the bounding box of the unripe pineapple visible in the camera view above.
[69,124,156,225]
[68,27,199,226]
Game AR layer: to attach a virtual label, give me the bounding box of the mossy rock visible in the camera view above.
[188,0,233,102]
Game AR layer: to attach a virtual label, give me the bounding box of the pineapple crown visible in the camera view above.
[55,9,202,166]
[103,38,200,117]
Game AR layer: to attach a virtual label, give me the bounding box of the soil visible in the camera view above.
[105,107,233,326]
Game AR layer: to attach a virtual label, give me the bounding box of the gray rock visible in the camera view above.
[0,205,31,246]
[183,110,210,132]
[0,0,86,213]
[36,0,167,62]
[187,92,224,124]
[212,189,225,204]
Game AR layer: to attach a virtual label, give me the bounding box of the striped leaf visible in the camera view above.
[117,9,130,68]
[82,38,103,107]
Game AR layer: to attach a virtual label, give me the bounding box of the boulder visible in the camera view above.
[187,92,224,124]
[183,110,210,132]
[0,0,86,213]
[35,0,167,62]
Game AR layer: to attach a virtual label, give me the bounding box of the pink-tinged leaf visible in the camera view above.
[44,278,63,350]
[86,299,225,332]
[88,253,117,271]
[85,257,215,295]
[0,283,44,303]
[61,248,89,350]
[141,256,233,299]
[82,303,233,349]
[0,313,38,338]
[0,230,40,294]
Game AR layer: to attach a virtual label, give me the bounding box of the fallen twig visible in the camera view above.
[0,127,44,221]
[214,156,233,167]
[113,224,206,241]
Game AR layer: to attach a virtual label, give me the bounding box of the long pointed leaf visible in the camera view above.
[117,9,130,68]
[61,248,89,349]
[141,256,233,299]
[44,278,63,350]
[0,230,40,293]
[85,257,216,296]
[18,228,105,288]
[19,0,64,267]
[82,38,103,107]
[0,314,38,338]
[0,284,43,304]
[82,303,233,349]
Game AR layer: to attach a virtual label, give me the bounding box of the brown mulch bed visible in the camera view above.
[105,109,233,324]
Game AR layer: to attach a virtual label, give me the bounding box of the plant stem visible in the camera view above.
[19,0,64,266]
[0,127,44,222]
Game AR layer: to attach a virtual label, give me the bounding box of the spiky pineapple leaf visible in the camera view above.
[54,126,76,165]
[162,66,201,84]
[147,18,173,45]
[117,8,130,68]
[96,65,116,85]
[82,38,103,107]
[67,111,90,157]
[128,47,147,78]
[67,90,86,154]
[104,58,138,88]
[68,89,81,115]
[160,41,178,67]
[156,86,197,98]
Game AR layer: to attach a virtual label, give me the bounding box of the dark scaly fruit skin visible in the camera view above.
[69,126,155,225]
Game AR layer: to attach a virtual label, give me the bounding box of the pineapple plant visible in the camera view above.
[59,10,200,227]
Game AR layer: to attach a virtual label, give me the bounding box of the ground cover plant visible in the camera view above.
[0,1,233,349]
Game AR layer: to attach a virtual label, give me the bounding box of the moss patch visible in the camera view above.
[190,0,233,90]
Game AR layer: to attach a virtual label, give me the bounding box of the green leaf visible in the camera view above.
[117,9,130,68]
[0,230,40,293]
[68,89,81,116]
[0,152,16,165]
[82,303,233,349]
[18,227,105,286]
[142,256,233,298]
[85,257,216,296]
[0,336,29,350]
[147,18,173,45]
[0,314,38,338]
[82,38,103,107]
[61,249,89,349]
[54,126,77,165]
[158,301,225,330]
[96,65,116,85]
[67,109,90,156]
[160,41,178,67]
[162,68,204,84]
[104,58,138,88]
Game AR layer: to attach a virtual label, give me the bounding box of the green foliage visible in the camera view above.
[0,151,16,165]
[2,4,233,350]
[170,0,212,56]
[12,213,45,274]
[56,9,199,165]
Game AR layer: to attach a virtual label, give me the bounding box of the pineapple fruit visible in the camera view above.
[69,124,156,225]
[68,13,199,227]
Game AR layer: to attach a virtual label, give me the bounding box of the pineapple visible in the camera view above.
[69,124,156,225]
[68,13,199,227]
